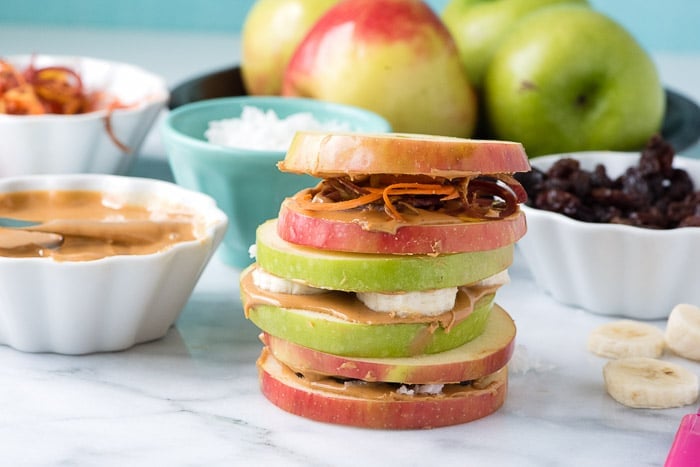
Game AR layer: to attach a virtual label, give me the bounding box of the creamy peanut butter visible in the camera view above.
[0,190,198,261]
[259,347,507,400]
[240,265,498,329]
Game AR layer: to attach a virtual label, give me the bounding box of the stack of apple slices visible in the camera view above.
[240,132,530,429]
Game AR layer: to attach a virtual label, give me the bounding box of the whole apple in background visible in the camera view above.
[282,0,478,137]
[241,0,338,95]
[483,5,665,157]
[441,0,589,90]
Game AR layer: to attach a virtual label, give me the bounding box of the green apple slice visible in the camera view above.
[261,303,515,384]
[255,219,514,292]
[246,293,494,358]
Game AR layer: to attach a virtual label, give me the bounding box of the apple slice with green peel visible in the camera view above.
[279,132,530,179]
[245,291,494,358]
[258,348,509,429]
[278,198,527,255]
[261,303,515,384]
[256,219,514,292]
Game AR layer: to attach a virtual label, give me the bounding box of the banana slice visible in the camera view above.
[356,287,458,317]
[665,303,700,361]
[251,267,326,295]
[587,320,665,359]
[603,357,699,409]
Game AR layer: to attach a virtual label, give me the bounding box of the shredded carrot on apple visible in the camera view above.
[381,183,458,221]
[297,188,385,211]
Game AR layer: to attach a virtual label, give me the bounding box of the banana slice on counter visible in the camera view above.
[665,303,700,362]
[603,357,699,409]
[251,267,327,295]
[357,287,458,317]
[587,320,665,359]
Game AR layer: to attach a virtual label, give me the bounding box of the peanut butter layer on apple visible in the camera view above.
[258,348,509,430]
[240,265,497,358]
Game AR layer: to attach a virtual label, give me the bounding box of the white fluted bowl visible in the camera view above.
[0,54,168,176]
[518,151,700,319]
[0,174,227,354]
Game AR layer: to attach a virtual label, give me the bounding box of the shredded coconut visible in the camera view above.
[397,383,445,396]
[205,105,351,151]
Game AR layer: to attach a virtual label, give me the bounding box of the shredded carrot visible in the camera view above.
[1,57,134,153]
[381,183,458,221]
[296,188,384,211]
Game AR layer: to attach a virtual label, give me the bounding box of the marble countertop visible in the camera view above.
[1,26,699,467]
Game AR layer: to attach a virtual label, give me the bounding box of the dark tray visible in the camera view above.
[169,66,700,155]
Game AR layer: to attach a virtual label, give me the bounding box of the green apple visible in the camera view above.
[282,0,478,137]
[441,0,590,89]
[262,303,515,383]
[240,0,338,95]
[483,5,665,157]
[258,349,508,429]
[255,220,514,292]
[245,292,494,357]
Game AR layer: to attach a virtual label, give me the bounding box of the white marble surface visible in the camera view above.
[1,26,699,467]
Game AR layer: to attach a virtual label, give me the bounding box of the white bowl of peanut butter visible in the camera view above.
[0,174,227,354]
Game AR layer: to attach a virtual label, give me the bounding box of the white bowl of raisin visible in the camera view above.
[516,136,700,319]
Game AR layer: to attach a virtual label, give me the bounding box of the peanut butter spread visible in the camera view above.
[0,190,198,261]
[240,265,498,329]
[259,347,507,400]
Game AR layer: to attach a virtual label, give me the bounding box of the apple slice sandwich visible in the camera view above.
[240,132,530,429]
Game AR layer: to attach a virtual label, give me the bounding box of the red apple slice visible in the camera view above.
[278,132,530,178]
[277,198,527,254]
[261,303,515,384]
[258,348,508,429]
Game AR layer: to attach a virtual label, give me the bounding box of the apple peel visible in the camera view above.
[262,303,515,384]
[258,349,508,429]
[256,219,514,292]
[279,132,530,178]
[278,198,527,254]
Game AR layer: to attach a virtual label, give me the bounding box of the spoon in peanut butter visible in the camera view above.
[0,228,64,250]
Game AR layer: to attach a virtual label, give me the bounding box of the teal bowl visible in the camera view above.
[161,96,392,268]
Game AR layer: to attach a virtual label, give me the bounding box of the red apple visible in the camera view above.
[282,0,479,137]
[279,132,531,178]
[261,304,515,383]
[277,197,527,254]
[258,348,508,429]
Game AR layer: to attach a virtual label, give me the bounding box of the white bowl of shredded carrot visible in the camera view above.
[0,54,168,176]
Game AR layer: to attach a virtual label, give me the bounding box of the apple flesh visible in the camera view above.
[282,0,478,138]
[258,349,509,429]
[483,5,665,157]
[243,286,494,358]
[279,131,531,178]
[277,198,527,255]
[256,220,515,292]
[441,0,590,89]
[241,0,338,95]
[262,303,515,383]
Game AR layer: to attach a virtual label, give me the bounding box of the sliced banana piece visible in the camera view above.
[251,267,326,295]
[587,320,665,359]
[356,287,458,317]
[665,303,700,361]
[603,357,699,409]
[472,269,510,288]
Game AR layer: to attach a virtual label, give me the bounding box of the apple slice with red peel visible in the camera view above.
[279,132,530,178]
[258,348,509,429]
[262,303,515,384]
[278,198,527,255]
[244,289,494,358]
[256,219,514,292]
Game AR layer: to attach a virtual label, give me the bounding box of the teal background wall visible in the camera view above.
[1,0,698,53]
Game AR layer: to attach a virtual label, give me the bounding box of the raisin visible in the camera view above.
[517,135,700,230]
